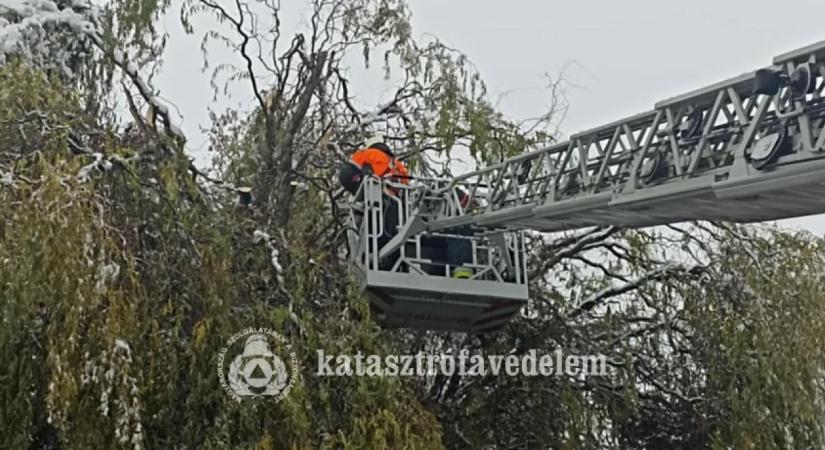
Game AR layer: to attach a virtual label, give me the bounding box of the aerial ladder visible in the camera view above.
[345,39,825,333]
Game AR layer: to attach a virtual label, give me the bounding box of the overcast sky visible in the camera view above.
[156,0,825,234]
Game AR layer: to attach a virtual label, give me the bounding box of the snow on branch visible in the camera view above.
[253,230,284,283]
[0,0,95,75]
[0,169,13,186]
[77,151,111,182]
[100,43,187,142]
[0,0,186,142]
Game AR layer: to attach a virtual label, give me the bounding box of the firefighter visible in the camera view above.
[338,134,408,195]
[339,135,408,270]
[338,135,473,278]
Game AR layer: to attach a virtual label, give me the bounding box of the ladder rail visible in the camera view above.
[420,40,825,232]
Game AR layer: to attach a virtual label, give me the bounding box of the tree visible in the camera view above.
[1,1,824,449]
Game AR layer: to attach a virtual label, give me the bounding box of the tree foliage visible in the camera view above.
[1,1,824,449]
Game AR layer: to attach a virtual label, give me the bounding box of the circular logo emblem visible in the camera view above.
[217,327,298,402]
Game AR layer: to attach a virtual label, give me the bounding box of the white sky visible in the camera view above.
[156,0,825,234]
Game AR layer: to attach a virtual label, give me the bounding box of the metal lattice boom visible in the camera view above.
[422,40,825,233]
[344,39,825,333]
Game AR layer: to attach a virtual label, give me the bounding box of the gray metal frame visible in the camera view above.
[347,177,528,283]
[343,39,825,332]
[345,177,529,332]
[418,40,825,233]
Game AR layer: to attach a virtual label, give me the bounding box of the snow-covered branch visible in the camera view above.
[0,0,95,74]
[253,229,284,282]
[0,0,186,142]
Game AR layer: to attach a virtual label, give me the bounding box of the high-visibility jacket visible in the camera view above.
[350,147,409,183]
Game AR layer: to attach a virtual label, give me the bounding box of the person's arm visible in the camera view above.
[350,150,375,175]
[394,160,410,184]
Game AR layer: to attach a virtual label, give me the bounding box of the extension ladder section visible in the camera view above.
[345,39,825,332]
[427,41,825,233]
